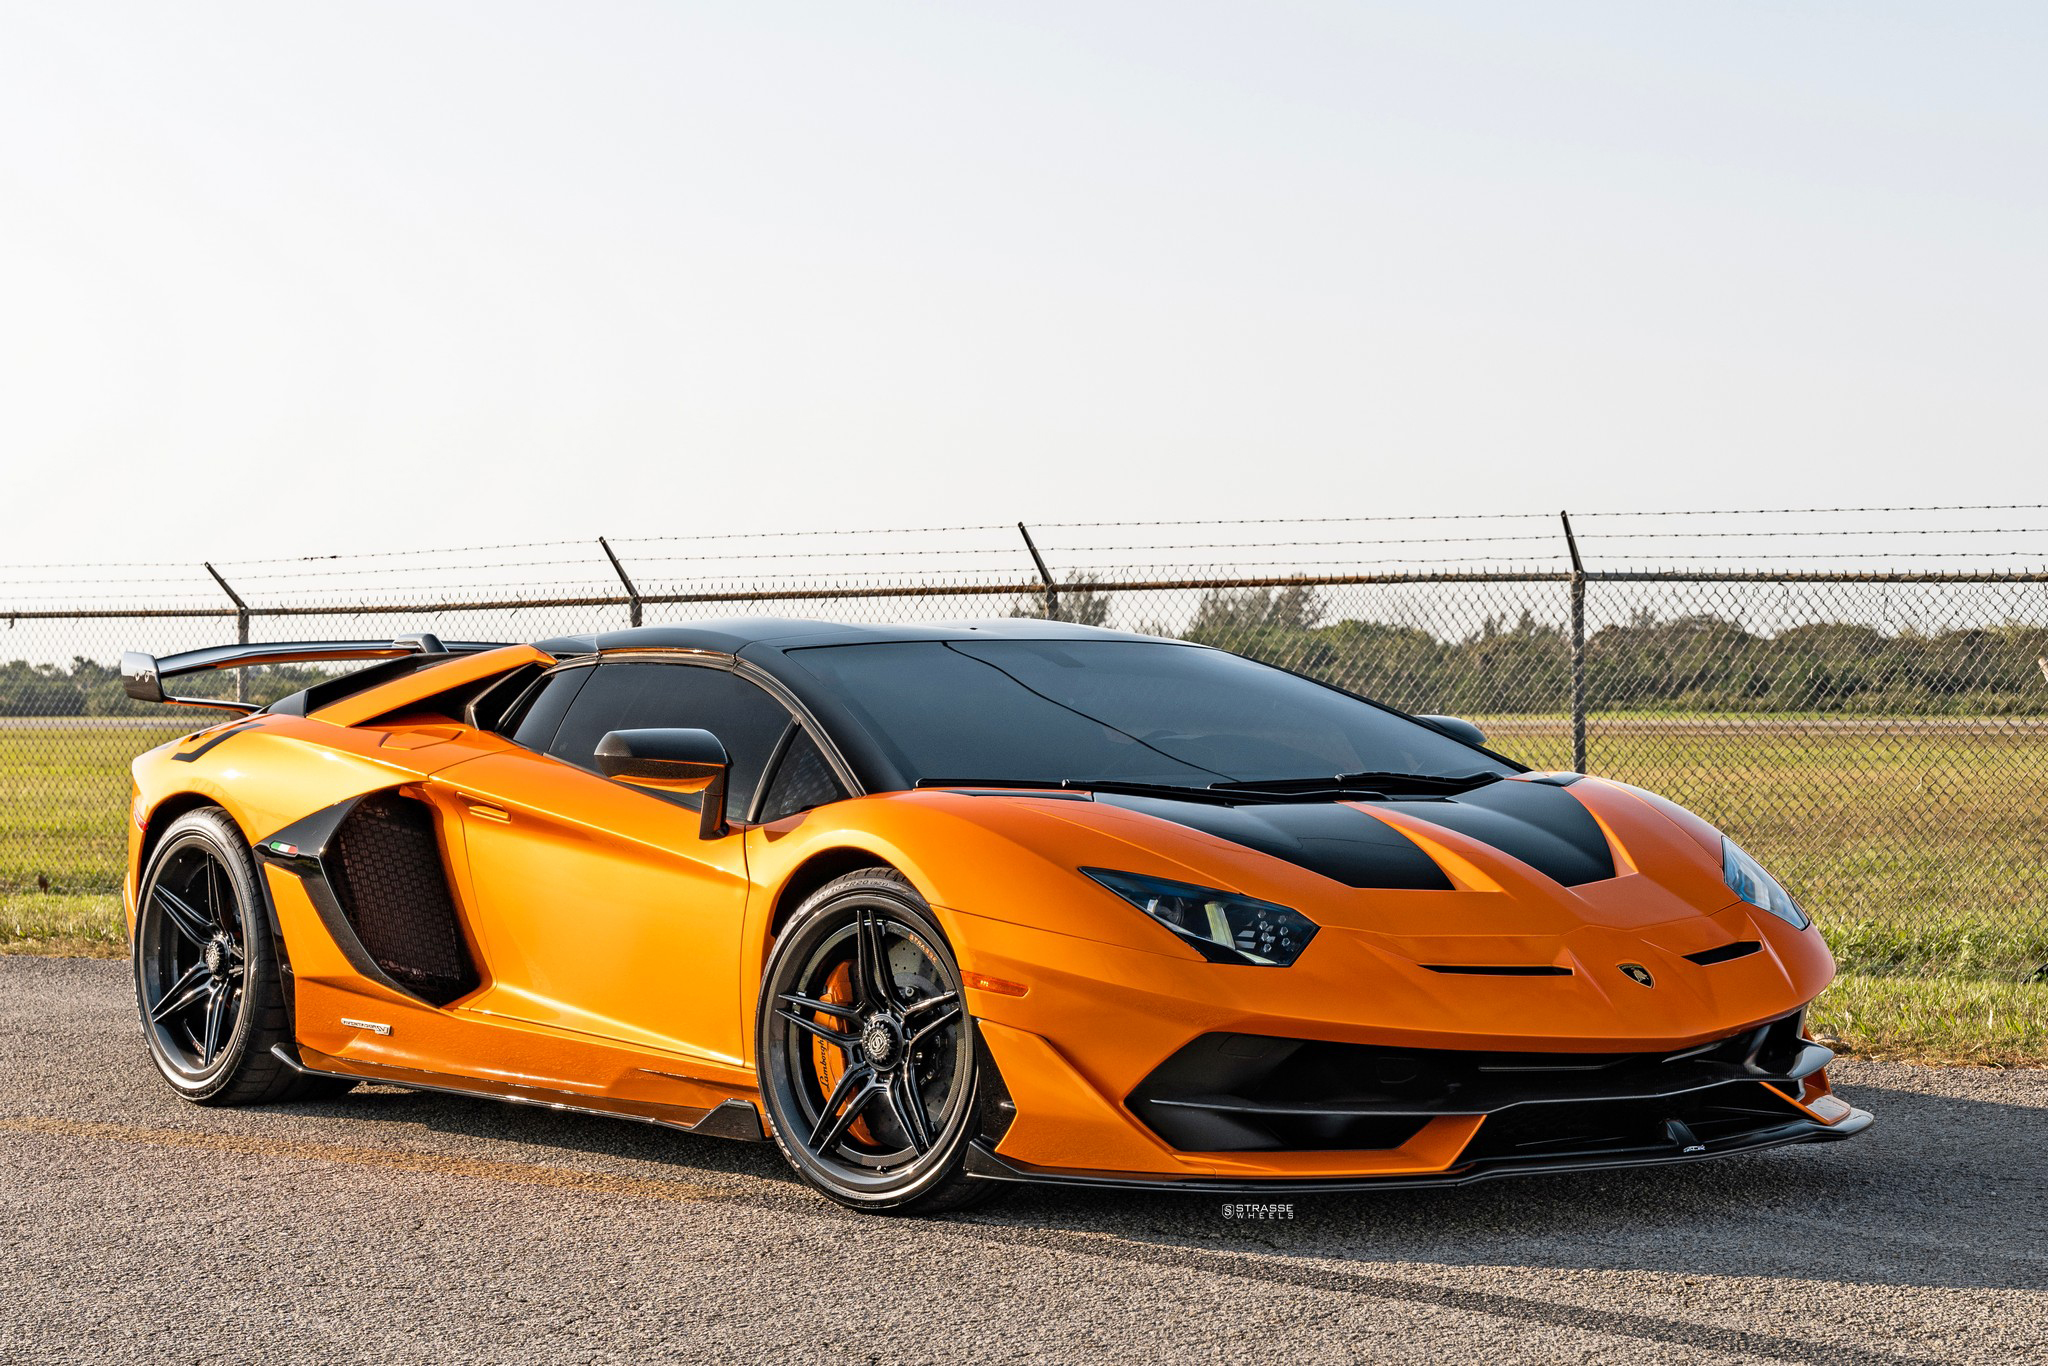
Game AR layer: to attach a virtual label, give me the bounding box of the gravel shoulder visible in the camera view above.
[1,957,2041,1365]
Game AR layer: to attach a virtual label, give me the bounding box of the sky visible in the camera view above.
[1,1,2043,569]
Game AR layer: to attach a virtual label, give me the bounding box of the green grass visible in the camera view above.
[1824,913,2048,983]
[0,721,194,895]
[0,891,126,958]
[3,718,2043,1063]
[1809,975,2047,1067]
[1808,913,2047,1065]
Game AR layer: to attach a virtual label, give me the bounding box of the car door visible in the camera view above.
[440,658,796,1069]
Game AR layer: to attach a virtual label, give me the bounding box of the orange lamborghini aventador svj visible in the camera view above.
[120,621,1868,1211]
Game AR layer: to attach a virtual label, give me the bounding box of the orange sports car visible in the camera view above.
[120,620,1868,1211]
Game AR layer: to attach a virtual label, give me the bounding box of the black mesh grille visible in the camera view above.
[328,793,478,1005]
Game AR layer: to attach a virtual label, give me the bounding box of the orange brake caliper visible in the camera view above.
[813,961,875,1145]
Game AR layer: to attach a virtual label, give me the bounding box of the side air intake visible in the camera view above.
[326,793,479,1005]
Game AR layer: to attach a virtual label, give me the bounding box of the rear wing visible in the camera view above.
[121,634,513,715]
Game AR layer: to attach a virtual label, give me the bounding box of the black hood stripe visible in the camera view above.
[1095,795,1454,890]
[1380,781,1614,887]
[1096,780,1614,891]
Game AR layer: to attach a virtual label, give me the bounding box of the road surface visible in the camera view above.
[1,957,2040,1364]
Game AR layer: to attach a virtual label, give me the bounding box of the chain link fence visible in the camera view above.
[4,511,2045,1049]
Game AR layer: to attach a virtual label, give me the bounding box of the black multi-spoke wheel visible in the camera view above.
[134,807,343,1105]
[757,869,995,1212]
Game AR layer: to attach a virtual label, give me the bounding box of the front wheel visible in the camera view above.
[756,870,994,1213]
[133,807,349,1105]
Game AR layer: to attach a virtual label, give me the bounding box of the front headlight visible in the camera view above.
[1722,837,1809,929]
[1081,868,1319,966]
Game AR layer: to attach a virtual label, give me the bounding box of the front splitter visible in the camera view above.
[964,1106,1873,1195]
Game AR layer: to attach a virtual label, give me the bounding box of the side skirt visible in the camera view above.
[270,1043,767,1142]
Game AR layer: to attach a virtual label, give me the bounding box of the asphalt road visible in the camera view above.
[1,958,2041,1365]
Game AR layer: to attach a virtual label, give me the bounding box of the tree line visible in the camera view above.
[1015,583,2048,715]
[0,658,337,718]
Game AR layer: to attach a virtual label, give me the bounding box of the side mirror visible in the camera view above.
[1417,714,1487,747]
[595,728,731,838]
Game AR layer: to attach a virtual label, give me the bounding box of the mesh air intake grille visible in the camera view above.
[328,793,478,1005]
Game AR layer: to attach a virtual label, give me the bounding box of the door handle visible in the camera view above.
[467,803,511,824]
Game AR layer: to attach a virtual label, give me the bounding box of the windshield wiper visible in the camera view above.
[1208,771,1505,797]
[912,777,1248,805]
[912,774,1503,805]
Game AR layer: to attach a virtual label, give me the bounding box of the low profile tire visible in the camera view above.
[757,869,996,1214]
[133,807,348,1105]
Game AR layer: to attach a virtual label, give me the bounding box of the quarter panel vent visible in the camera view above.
[328,793,479,1005]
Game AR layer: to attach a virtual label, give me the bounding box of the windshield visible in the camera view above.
[783,639,1510,788]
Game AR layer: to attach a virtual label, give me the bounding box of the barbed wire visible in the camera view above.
[1591,550,2048,561]
[4,509,2047,596]
[611,524,1016,544]
[10,524,2045,580]
[1578,527,2048,540]
[1579,504,2048,517]
[214,539,602,567]
[1025,512,1563,528]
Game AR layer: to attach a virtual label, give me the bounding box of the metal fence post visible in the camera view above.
[599,537,644,627]
[1560,512,1587,773]
[203,562,251,703]
[1017,523,1058,621]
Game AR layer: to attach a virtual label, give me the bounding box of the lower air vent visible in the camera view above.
[1127,1019,1813,1154]
[1422,964,1573,977]
[1458,1084,1807,1164]
[1685,940,1764,967]
[327,793,479,1005]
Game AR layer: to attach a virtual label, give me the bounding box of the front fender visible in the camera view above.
[745,790,1221,960]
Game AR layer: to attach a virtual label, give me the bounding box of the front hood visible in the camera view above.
[1002,773,1747,934]
[920,774,1835,1049]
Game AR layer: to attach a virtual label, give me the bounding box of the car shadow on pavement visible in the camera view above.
[272,1064,2048,1302]
[286,1081,800,1185]
[289,1075,2044,1297]
[981,1079,2048,1297]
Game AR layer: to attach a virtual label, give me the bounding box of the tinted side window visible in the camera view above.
[549,662,794,816]
[507,666,593,752]
[757,728,849,822]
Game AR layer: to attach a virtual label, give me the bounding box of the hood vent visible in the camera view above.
[1685,940,1763,967]
[1421,963,1573,977]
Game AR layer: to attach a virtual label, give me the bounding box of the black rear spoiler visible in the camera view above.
[121,634,512,715]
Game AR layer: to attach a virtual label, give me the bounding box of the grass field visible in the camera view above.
[0,721,193,895]
[3,717,2042,1062]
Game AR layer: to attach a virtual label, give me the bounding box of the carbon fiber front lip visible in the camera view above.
[962,1106,1872,1194]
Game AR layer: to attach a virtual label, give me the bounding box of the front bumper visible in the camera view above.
[966,1003,1871,1186]
[952,897,1862,1183]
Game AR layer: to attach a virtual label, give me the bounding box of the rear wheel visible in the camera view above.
[133,807,350,1105]
[757,869,994,1213]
